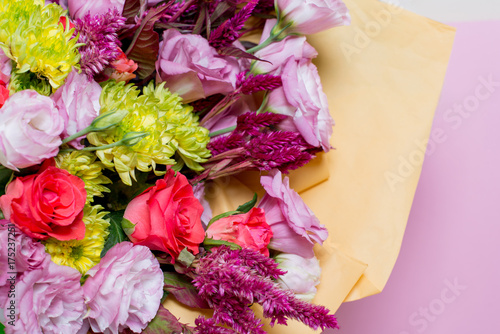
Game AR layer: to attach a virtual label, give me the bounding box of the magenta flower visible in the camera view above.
[258,170,328,258]
[52,69,102,148]
[1,261,85,334]
[82,242,164,334]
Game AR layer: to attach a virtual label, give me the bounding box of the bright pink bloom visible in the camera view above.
[124,169,205,260]
[0,162,87,241]
[206,208,273,256]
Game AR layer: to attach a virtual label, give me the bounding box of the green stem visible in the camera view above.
[61,127,93,145]
[246,21,293,54]
[209,125,237,138]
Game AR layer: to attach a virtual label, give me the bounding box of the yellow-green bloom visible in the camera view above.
[55,150,112,204]
[88,81,211,185]
[0,0,81,90]
[43,205,110,274]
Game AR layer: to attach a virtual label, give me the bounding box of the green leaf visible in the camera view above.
[125,3,170,79]
[100,210,129,258]
[203,238,242,250]
[0,322,5,334]
[122,0,147,24]
[206,210,240,228]
[163,272,209,309]
[236,193,258,213]
[141,304,194,334]
[177,248,195,267]
[0,168,13,197]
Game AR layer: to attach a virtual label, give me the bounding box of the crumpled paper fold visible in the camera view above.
[164,0,455,332]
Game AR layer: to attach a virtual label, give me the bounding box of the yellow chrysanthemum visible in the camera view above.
[44,205,110,274]
[0,0,80,90]
[55,151,112,204]
[88,81,211,185]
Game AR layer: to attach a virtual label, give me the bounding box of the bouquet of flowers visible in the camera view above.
[0,0,351,333]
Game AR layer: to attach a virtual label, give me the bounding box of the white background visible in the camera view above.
[381,0,500,22]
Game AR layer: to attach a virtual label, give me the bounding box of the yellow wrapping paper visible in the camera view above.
[163,0,455,332]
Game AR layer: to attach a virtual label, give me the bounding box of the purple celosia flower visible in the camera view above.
[235,72,282,95]
[258,170,328,258]
[192,246,338,333]
[235,112,288,136]
[254,0,275,14]
[209,0,258,49]
[74,8,126,78]
[82,242,164,334]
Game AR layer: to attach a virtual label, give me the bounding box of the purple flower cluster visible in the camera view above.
[192,246,339,333]
[207,112,318,175]
[235,72,282,95]
[209,0,258,49]
[73,8,126,78]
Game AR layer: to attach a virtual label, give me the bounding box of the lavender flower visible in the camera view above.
[74,8,126,78]
[192,246,339,333]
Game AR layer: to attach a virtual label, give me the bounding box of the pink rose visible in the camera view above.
[276,0,350,35]
[206,208,273,256]
[123,169,205,260]
[258,170,328,258]
[1,261,85,334]
[52,69,102,149]
[0,162,87,241]
[68,0,125,19]
[0,90,64,170]
[254,19,318,74]
[267,58,333,151]
[82,242,164,334]
[156,29,241,102]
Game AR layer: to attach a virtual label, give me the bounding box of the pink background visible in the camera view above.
[326,21,500,333]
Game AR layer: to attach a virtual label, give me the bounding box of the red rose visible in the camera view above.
[206,208,273,256]
[0,162,86,240]
[123,169,205,260]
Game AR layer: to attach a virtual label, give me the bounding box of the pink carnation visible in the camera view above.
[1,261,85,334]
[82,242,164,334]
[258,170,328,258]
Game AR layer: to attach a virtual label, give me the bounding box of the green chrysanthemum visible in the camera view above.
[88,81,211,185]
[55,151,112,204]
[0,0,80,90]
[8,67,52,96]
[43,205,110,274]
